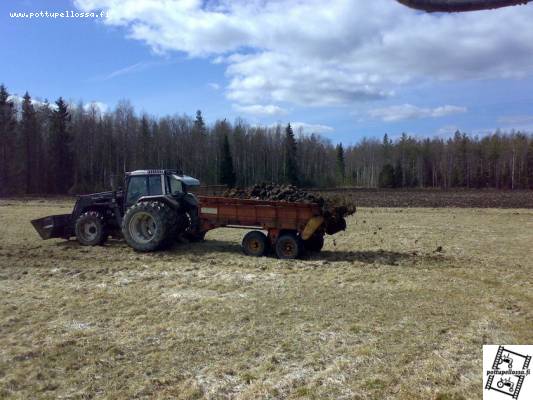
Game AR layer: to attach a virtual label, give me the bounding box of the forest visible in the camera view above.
[1,84,533,196]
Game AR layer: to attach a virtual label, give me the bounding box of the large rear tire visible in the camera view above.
[122,201,176,252]
[242,231,269,257]
[275,232,303,260]
[75,211,107,246]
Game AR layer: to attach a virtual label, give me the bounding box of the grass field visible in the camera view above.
[1,199,532,399]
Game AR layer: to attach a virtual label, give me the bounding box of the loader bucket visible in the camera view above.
[31,214,72,240]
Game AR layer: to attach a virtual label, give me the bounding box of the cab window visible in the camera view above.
[167,176,183,195]
[127,176,148,205]
[148,175,162,195]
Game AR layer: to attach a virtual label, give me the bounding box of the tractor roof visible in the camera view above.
[127,169,177,176]
[127,169,200,186]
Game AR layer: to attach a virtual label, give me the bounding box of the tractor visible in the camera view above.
[32,170,203,251]
[497,377,515,392]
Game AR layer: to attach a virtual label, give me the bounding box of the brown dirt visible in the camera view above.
[313,188,533,208]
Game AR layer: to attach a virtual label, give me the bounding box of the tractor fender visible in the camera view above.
[137,195,181,210]
[183,193,199,208]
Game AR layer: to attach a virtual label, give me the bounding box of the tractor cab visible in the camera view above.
[124,170,200,208]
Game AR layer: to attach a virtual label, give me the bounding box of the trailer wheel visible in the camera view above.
[275,233,302,259]
[303,233,324,252]
[122,201,176,252]
[242,231,269,257]
[75,211,107,246]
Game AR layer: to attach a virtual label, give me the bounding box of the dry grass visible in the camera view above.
[0,199,532,399]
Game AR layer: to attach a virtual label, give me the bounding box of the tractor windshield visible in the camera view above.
[166,174,200,195]
[167,175,184,195]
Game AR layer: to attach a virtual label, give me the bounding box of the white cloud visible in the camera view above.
[8,95,51,108]
[369,104,467,122]
[435,125,462,138]
[8,95,108,113]
[94,60,169,81]
[267,122,334,135]
[83,101,108,113]
[208,82,221,90]
[291,122,334,135]
[233,103,287,116]
[75,0,533,107]
[497,115,533,126]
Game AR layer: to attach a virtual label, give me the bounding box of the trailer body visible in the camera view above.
[195,196,342,258]
[198,196,326,241]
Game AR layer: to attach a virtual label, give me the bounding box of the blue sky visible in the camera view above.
[2,0,533,145]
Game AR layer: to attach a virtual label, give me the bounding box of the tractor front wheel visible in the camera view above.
[122,201,176,252]
[75,211,107,246]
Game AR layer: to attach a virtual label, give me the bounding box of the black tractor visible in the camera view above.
[31,170,203,251]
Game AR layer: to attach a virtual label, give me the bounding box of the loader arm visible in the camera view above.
[397,0,531,12]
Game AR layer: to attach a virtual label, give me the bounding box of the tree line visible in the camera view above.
[1,84,532,196]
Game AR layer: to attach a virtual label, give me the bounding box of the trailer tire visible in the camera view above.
[75,211,107,246]
[122,201,176,252]
[303,233,324,252]
[275,232,302,259]
[242,231,269,257]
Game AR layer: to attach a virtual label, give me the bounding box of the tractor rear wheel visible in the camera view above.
[122,201,177,252]
[275,232,303,259]
[75,211,107,246]
[242,231,269,257]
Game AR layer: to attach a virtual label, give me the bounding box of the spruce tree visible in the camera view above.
[284,123,299,186]
[382,133,392,162]
[0,85,17,195]
[379,164,395,188]
[193,110,206,135]
[20,92,40,194]
[336,143,346,185]
[527,140,533,189]
[393,161,403,188]
[139,115,151,167]
[49,97,73,194]
[219,133,236,187]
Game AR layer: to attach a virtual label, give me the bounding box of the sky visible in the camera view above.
[2,0,533,145]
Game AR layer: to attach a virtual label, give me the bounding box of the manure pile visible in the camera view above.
[224,183,356,234]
